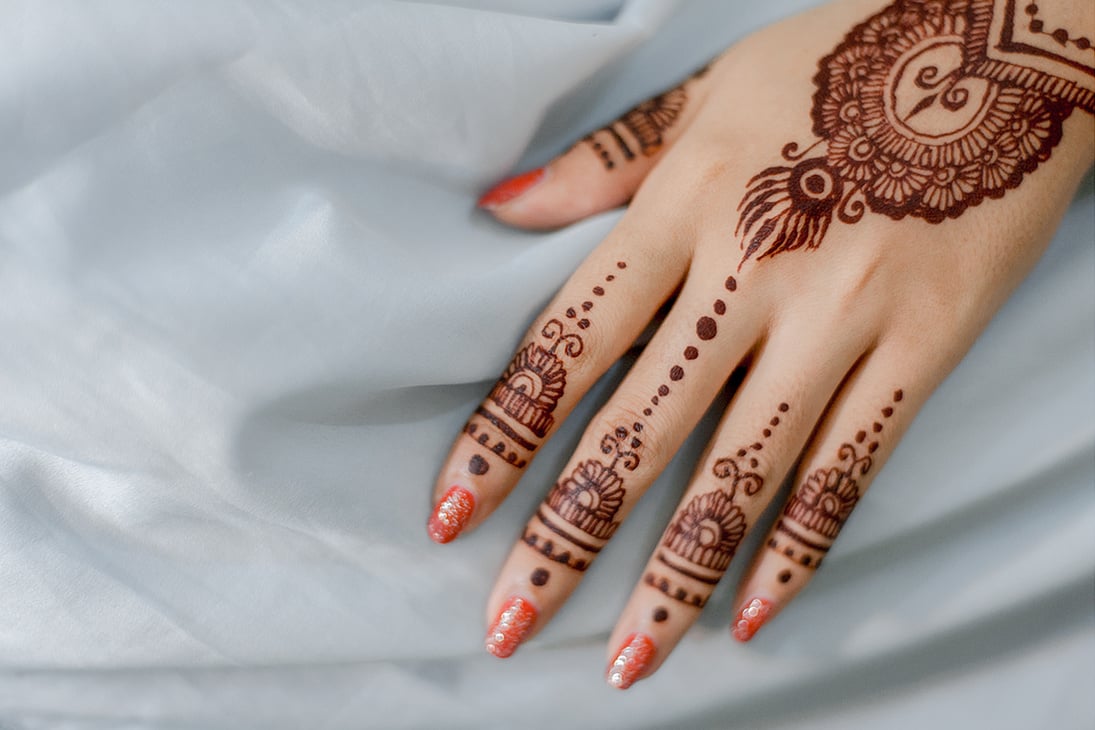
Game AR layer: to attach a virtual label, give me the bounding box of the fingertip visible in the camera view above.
[731,596,774,642]
[477,167,549,210]
[427,485,476,544]
[606,632,656,690]
[485,596,538,658]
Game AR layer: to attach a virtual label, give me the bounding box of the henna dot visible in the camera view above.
[670,366,684,381]
[856,431,866,443]
[468,455,489,475]
[566,307,576,318]
[631,437,642,448]
[651,396,659,405]
[643,408,652,416]
[658,385,670,396]
[770,417,780,426]
[577,319,590,329]
[751,442,763,451]
[882,407,894,417]
[606,275,615,282]
[713,299,726,315]
[778,570,792,584]
[1077,37,1091,50]
[869,442,879,453]
[615,426,629,439]
[593,286,605,296]
[582,301,593,311]
[653,607,668,623]
[1052,28,1068,43]
[779,403,790,412]
[873,422,883,432]
[1025,3,1038,14]
[737,449,747,458]
[893,390,903,402]
[750,458,759,468]
[617,261,627,269]
[684,346,699,360]
[725,276,737,292]
[763,429,771,437]
[696,316,717,340]
[530,568,550,587]
[633,422,643,433]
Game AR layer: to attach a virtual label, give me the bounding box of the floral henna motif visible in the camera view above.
[737,0,1094,264]
[463,263,627,472]
[643,404,788,608]
[767,390,903,570]
[522,424,642,572]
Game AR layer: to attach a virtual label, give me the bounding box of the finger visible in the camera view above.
[477,60,717,230]
[429,222,691,544]
[483,260,770,657]
[729,349,924,643]
[603,321,868,688]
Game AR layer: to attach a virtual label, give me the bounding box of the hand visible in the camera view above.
[428,0,1095,689]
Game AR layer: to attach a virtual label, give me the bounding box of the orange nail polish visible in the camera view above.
[427,485,474,544]
[477,168,546,209]
[607,633,655,690]
[732,597,773,642]
[485,597,537,658]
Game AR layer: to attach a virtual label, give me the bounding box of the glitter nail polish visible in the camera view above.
[607,633,655,690]
[732,597,773,642]
[485,597,537,658]
[427,485,474,544]
[477,168,546,209]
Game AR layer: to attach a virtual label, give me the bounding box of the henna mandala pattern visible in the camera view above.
[768,390,903,570]
[737,0,1094,264]
[463,263,627,470]
[644,404,787,607]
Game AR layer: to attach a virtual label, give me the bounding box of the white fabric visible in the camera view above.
[1,0,1092,727]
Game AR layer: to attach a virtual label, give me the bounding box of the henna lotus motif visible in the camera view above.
[662,491,747,571]
[547,460,626,539]
[784,444,872,539]
[489,342,567,437]
[620,88,688,156]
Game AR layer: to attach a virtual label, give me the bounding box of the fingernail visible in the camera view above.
[732,597,773,642]
[606,633,656,690]
[427,485,475,544]
[485,596,537,658]
[477,167,546,209]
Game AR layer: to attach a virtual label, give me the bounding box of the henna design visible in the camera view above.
[652,607,669,622]
[468,455,489,475]
[1022,3,1093,56]
[463,263,627,470]
[643,404,788,607]
[583,62,710,171]
[524,271,743,574]
[736,0,1094,264]
[767,390,903,569]
[522,424,642,571]
[530,568,550,587]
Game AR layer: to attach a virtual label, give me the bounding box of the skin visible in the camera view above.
[431,0,1095,688]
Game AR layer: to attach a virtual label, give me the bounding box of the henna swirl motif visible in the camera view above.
[737,0,1093,264]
